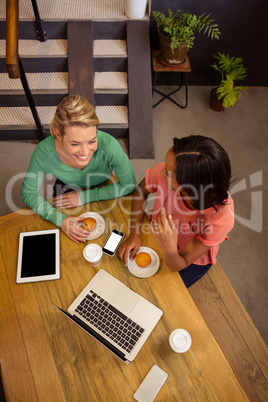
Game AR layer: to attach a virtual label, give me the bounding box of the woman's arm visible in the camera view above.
[119,178,150,265]
[21,148,90,242]
[21,160,67,227]
[22,172,90,242]
[151,208,211,272]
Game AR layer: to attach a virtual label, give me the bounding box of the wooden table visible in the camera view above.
[0,196,248,401]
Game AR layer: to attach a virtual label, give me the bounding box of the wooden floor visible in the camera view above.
[189,262,268,401]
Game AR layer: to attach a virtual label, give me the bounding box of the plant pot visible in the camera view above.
[210,88,224,112]
[124,0,147,19]
[158,29,188,65]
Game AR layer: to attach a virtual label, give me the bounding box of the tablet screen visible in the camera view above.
[17,229,60,284]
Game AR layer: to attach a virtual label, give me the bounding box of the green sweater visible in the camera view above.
[21,131,137,226]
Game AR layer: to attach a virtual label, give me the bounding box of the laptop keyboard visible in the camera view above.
[75,290,145,353]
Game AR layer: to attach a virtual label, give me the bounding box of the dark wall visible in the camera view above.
[150,0,268,86]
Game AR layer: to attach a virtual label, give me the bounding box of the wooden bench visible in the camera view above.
[189,261,268,401]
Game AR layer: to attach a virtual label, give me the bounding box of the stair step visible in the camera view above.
[95,105,128,127]
[0,39,68,57]
[0,105,128,127]
[93,40,127,57]
[0,106,56,126]
[94,72,127,93]
[0,72,68,91]
[0,1,127,20]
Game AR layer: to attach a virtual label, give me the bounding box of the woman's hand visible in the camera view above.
[61,216,89,244]
[53,191,82,209]
[151,207,211,272]
[119,231,141,266]
[150,207,178,254]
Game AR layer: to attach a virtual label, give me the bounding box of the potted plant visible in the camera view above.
[152,9,221,65]
[210,53,248,111]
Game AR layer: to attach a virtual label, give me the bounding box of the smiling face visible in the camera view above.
[55,125,98,168]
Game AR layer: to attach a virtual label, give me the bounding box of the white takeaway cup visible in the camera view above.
[83,244,103,266]
[169,329,192,353]
[124,0,147,19]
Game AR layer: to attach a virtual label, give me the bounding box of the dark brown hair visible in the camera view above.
[172,135,232,209]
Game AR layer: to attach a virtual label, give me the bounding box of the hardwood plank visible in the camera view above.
[189,263,268,401]
[39,215,137,401]
[0,208,44,235]
[67,21,93,102]
[209,263,268,378]
[1,229,66,401]
[0,239,38,401]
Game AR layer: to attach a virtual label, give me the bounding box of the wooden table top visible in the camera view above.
[152,49,191,73]
[0,197,248,401]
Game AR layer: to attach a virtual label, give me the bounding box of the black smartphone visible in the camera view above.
[102,230,125,257]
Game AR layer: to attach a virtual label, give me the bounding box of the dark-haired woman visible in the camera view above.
[119,135,234,287]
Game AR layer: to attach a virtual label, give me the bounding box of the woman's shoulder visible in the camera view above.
[207,193,234,215]
[146,162,165,178]
[31,136,55,163]
[35,135,55,152]
[97,130,119,148]
[203,194,234,227]
[96,130,126,161]
[145,162,166,192]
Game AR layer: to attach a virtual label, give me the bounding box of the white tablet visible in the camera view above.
[16,229,60,284]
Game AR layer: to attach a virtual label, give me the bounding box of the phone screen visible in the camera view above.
[103,230,124,256]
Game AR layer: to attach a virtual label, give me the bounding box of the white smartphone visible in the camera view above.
[102,229,125,257]
[133,365,168,402]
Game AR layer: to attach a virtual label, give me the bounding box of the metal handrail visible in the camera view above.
[30,0,47,42]
[19,57,46,140]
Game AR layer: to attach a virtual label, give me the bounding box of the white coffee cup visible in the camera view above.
[83,244,103,266]
[169,329,192,353]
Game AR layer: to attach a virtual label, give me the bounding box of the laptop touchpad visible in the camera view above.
[110,285,140,314]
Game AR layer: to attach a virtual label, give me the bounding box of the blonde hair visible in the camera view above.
[50,95,99,137]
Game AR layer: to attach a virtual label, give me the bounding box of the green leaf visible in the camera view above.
[216,76,248,108]
[152,9,221,51]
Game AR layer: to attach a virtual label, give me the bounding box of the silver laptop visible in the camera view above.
[53,269,163,364]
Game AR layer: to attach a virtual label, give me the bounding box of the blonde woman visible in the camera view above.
[22,95,136,243]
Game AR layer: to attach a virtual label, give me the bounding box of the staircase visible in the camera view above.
[0,21,68,139]
[0,19,154,158]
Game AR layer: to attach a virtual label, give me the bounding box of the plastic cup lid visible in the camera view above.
[169,329,192,353]
[83,244,102,262]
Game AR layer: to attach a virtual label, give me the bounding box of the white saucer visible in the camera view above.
[79,212,105,240]
[127,247,160,278]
